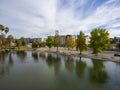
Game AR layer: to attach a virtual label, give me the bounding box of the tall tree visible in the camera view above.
[0,35,5,49]
[46,36,54,49]
[20,37,27,46]
[54,33,61,52]
[4,27,9,34]
[0,24,4,49]
[77,31,87,55]
[116,42,120,52]
[0,24,4,33]
[15,39,22,49]
[89,28,110,54]
[7,35,14,48]
[32,40,40,48]
[66,36,76,50]
[0,24,9,50]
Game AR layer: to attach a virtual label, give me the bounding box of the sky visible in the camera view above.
[0,0,120,38]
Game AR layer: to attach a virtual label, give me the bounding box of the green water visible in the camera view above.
[0,51,120,90]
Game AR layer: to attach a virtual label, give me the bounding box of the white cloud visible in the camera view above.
[0,0,120,38]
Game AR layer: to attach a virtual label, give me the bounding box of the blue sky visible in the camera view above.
[0,0,120,38]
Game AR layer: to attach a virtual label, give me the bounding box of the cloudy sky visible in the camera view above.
[0,0,120,38]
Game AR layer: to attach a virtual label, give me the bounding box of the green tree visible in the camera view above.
[77,31,87,55]
[4,27,9,34]
[6,35,14,48]
[46,36,54,49]
[89,28,110,54]
[15,39,22,49]
[40,41,46,47]
[20,37,27,46]
[116,42,120,52]
[54,35,61,52]
[0,35,5,49]
[0,24,9,50]
[66,36,76,50]
[0,24,4,33]
[32,40,40,48]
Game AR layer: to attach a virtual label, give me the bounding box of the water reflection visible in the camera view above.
[65,56,74,72]
[0,51,7,63]
[9,53,13,65]
[32,52,39,62]
[76,58,86,79]
[0,51,13,77]
[46,53,61,74]
[16,51,27,61]
[39,52,46,59]
[89,60,108,84]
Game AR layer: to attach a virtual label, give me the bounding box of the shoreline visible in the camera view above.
[1,47,120,62]
[36,47,120,63]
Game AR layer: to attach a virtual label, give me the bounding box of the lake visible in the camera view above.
[0,50,120,90]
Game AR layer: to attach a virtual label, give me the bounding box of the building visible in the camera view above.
[60,35,77,47]
[85,35,90,45]
[25,38,42,43]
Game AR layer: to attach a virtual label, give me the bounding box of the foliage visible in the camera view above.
[15,39,22,49]
[77,31,87,55]
[6,35,14,48]
[0,35,5,49]
[0,24,9,49]
[116,42,120,52]
[20,37,27,46]
[66,36,76,50]
[46,36,54,48]
[54,35,61,51]
[32,40,40,48]
[40,41,46,47]
[89,28,111,54]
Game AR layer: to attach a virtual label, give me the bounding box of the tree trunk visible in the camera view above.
[80,51,82,55]
[57,46,58,52]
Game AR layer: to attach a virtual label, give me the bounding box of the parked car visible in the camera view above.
[114,53,120,57]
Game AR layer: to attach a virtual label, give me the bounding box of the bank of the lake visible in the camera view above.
[36,47,120,62]
[2,47,120,62]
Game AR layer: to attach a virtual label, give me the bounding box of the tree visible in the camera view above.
[66,36,76,50]
[116,42,120,52]
[89,28,110,54]
[54,35,61,52]
[6,35,14,48]
[46,36,54,49]
[32,40,40,48]
[0,35,5,49]
[4,27,9,34]
[0,24,9,50]
[77,31,87,55]
[15,39,22,49]
[40,41,46,47]
[20,37,27,46]
[0,24,4,33]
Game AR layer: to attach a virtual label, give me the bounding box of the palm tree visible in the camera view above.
[0,24,10,50]
[0,24,4,34]
[0,24,4,50]
[4,27,9,34]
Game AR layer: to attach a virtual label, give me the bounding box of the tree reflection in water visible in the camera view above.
[32,52,39,62]
[89,60,108,84]
[16,51,27,62]
[0,51,13,77]
[39,52,46,60]
[76,57,86,79]
[46,53,61,74]
[65,56,74,72]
